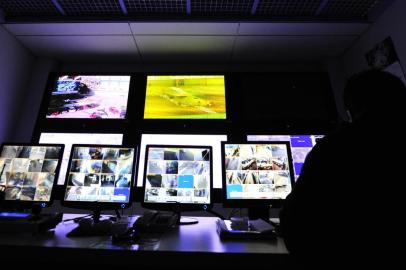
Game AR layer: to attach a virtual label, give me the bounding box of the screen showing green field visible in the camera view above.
[144,75,226,119]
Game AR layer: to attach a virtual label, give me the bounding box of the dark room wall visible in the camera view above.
[0,25,35,143]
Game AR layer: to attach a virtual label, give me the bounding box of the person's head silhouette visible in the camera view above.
[343,70,406,122]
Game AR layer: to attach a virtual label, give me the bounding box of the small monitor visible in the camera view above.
[144,75,226,119]
[0,143,64,207]
[221,142,295,217]
[63,145,135,209]
[247,135,323,179]
[137,134,227,188]
[39,133,123,185]
[46,75,131,119]
[142,145,213,212]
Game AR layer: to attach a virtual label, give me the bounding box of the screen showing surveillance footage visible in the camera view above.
[144,146,211,204]
[0,145,63,201]
[144,75,226,119]
[46,75,131,119]
[64,146,134,203]
[137,134,226,188]
[39,133,123,185]
[224,143,293,200]
[247,135,323,179]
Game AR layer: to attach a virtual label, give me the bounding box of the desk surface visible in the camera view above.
[0,214,288,267]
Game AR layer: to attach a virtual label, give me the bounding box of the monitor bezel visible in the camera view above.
[41,73,134,121]
[62,144,136,210]
[221,141,295,208]
[0,143,65,208]
[141,144,213,211]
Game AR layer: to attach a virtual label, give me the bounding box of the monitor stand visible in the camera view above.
[173,204,198,225]
[248,206,270,221]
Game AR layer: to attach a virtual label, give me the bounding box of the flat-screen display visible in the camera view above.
[64,146,134,203]
[0,144,63,202]
[46,75,131,119]
[144,75,226,119]
[39,133,123,185]
[247,135,323,179]
[144,145,212,205]
[223,143,294,200]
[137,134,227,188]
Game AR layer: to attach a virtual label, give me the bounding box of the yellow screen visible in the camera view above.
[144,75,226,119]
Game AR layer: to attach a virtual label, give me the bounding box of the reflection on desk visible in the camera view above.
[0,214,289,268]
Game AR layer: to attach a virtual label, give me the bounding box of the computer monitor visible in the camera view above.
[137,134,227,188]
[63,144,135,221]
[0,143,64,209]
[46,75,131,119]
[221,142,295,220]
[143,75,226,119]
[247,135,323,180]
[39,133,123,185]
[142,145,213,224]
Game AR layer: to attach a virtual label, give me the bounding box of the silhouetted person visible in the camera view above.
[279,70,406,267]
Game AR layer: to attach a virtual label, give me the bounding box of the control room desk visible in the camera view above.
[0,214,289,268]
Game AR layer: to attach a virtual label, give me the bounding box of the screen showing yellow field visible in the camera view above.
[144,75,226,119]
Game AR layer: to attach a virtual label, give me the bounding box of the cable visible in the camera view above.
[207,209,226,220]
[62,214,92,223]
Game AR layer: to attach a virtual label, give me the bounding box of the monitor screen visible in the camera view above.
[144,75,226,119]
[137,134,227,188]
[247,135,323,179]
[64,146,134,203]
[39,133,123,185]
[223,143,294,200]
[0,144,63,202]
[143,145,212,205]
[46,75,131,119]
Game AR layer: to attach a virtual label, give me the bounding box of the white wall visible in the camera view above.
[342,0,406,77]
[0,25,35,143]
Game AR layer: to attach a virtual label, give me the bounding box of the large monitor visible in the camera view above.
[0,143,64,208]
[39,133,123,185]
[247,135,323,179]
[137,134,227,188]
[221,142,295,219]
[63,145,135,210]
[142,145,213,218]
[46,75,131,119]
[144,75,226,119]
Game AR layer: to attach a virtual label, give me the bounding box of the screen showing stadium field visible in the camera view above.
[144,75,226,119]
[247,135,323,179]
[144,146,211,204]
[0,145,63,201]
[64,146,134,203]
[224,143,293,200]
[46,75,130,119]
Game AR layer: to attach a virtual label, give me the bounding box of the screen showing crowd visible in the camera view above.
[64,147,134,203]
[144,75,226,119]
[144,147,211,204]
[224,144,293,200]
[247,135,323,179]
[46,75,131,119]
[0,145,62,201]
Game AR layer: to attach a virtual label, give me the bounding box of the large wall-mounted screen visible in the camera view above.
[46,75,131,119]
[39,133,123,185]
[144,75,226,119]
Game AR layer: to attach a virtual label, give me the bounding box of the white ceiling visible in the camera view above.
[4,22,370,63]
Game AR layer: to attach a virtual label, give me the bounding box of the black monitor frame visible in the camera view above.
[221,141,295,210]
[0,143,65,210]
[36,72,135,124]
[62,144,136,211]
[141,144,213,212]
